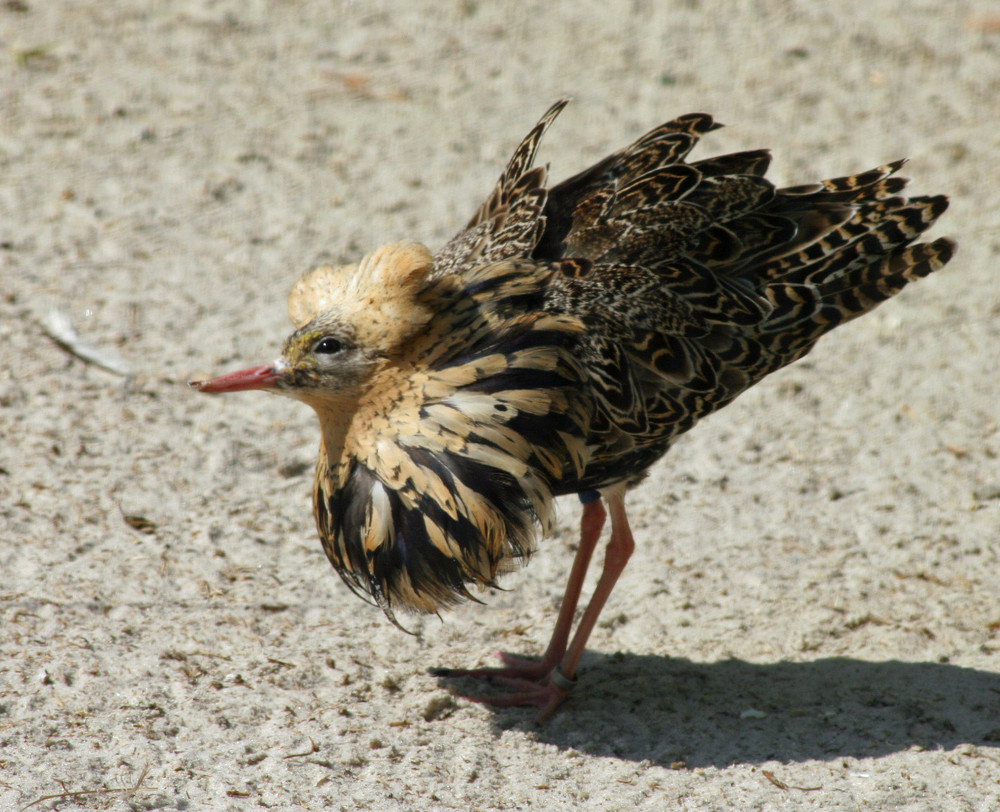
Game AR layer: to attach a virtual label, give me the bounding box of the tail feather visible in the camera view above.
[759,195,949,286]
[779,159,908,199]
[756,236,955,365]
[691,149,772,178]
[820,237,955,313]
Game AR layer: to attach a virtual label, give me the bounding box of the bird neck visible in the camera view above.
[311,394,362,477]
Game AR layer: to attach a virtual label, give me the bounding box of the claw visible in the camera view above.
[463,679,571,722]
[431,650,574,721]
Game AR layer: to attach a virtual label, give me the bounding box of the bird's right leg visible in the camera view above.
[432,497,606,682]
[489,496,607,679]
[453,487,635,721]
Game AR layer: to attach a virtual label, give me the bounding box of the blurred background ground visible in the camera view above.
[1,1,999,809]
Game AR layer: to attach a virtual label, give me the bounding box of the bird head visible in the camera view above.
[190,241,436,408]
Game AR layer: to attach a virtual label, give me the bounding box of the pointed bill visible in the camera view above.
[189,363,283,393]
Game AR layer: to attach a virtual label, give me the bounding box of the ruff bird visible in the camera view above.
[192,101,954,720]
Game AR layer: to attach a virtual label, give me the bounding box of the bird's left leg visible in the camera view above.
[490,494,607,679]
[432,496,606,682]
[458,486,636,721]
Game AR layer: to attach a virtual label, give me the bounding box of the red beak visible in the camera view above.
[189,364,283,394]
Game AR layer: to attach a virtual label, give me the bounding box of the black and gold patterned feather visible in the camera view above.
[193,101,954,716]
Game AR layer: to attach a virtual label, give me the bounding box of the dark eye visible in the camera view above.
[314,337,343,354]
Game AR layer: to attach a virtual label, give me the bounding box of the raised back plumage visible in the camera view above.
[193,101,954,717]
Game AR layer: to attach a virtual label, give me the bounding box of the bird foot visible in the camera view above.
[431,650,574,722]
[462,674,571,722]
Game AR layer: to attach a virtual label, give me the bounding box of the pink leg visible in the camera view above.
[434,498,606,681]
[544,490,634,701]
[442,488,636,722]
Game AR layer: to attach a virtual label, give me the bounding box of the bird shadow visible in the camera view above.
[434,653,1000,766]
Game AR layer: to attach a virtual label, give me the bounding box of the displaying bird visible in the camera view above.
[192,100,954,720]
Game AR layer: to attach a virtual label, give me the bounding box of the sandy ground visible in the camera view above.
[2,1,999,809]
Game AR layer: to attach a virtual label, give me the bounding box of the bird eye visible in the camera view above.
[313,337,343,354]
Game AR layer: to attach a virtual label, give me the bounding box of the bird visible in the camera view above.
[192,100,955,720]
